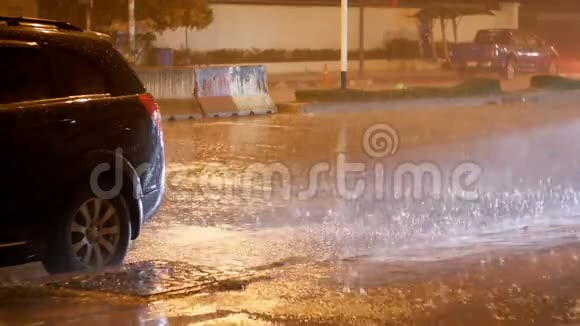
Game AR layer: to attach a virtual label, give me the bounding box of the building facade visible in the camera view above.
[520,6,580,57]
[0,0,38,17]
[154,2,520,51]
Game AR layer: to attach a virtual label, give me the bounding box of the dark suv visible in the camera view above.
[0,17,165,273]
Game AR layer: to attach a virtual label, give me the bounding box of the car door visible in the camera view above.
[0,41,60,240]
[534,36,556,72]
[523,35,545,71]
[0,41,112,242]
[510,32,530,70]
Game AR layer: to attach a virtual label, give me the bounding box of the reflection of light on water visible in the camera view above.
[164,160,580,266]
[312,180,580,260]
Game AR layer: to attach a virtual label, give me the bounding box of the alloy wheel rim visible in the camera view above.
[69,198,121,268]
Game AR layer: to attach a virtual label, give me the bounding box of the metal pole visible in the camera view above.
[128,0,136,60]
[417,19,424,59]
[85,0,93,31]
[185,28,189,51]
[430,19,437,60]
[340,0,348,89]
[358,0,364,79]
[440,15,449,62]
[452,16,459,44]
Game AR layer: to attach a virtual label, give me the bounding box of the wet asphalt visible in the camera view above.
[3,99,580,325]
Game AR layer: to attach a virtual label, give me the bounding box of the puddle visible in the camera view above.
[48,260,259,298]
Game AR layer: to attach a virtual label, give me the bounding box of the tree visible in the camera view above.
[158,0,213,31]
[124,0,213,32]
[177,0,213,57]
[38,0,213,32]
[38,0,84,27]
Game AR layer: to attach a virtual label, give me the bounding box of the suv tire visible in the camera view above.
[42,185,131,274]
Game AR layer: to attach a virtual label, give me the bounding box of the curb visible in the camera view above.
[276,102,306,114]
[161,110,277,122]
[300,95,503,114]
[275,89,580,116]
[159,89,580,121]
[161,114,203,122]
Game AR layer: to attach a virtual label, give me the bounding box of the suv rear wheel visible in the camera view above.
[42,186,131,274]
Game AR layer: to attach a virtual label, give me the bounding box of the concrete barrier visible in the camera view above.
[136,68,204,120]
[194,65,277,118]
[137,68,196,99]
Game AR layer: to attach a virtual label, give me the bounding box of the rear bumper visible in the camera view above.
[142,132,166,223]
[142,185,165,222]
[0,243,36,267]
[451,59,504,71]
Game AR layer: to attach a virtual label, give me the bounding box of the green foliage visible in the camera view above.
[138,0,213,30]
[173,47,422,66]
[38,0,213,31]
[170,38,437,66]
[384,38,421,59]
[295,78,502,103]
[530,75,580,89]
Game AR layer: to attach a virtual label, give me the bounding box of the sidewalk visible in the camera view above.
[268,70,461,103]
[155,68,534,120]
[268,69,532,103]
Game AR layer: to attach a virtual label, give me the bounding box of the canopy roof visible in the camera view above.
[411,6,495,19]
[209,0,501,9]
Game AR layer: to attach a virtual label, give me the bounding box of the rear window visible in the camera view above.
[475,31,512,44]
[0,46,52,104]
[99,47,145,96]
[0,42,144,105]
[46,48,108,97]
[46,45,145,97]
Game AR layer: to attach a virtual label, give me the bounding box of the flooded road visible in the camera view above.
[3,100,580,325]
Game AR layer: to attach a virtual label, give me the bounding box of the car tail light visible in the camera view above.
[139,93,162,129]
[492,45,500,57]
